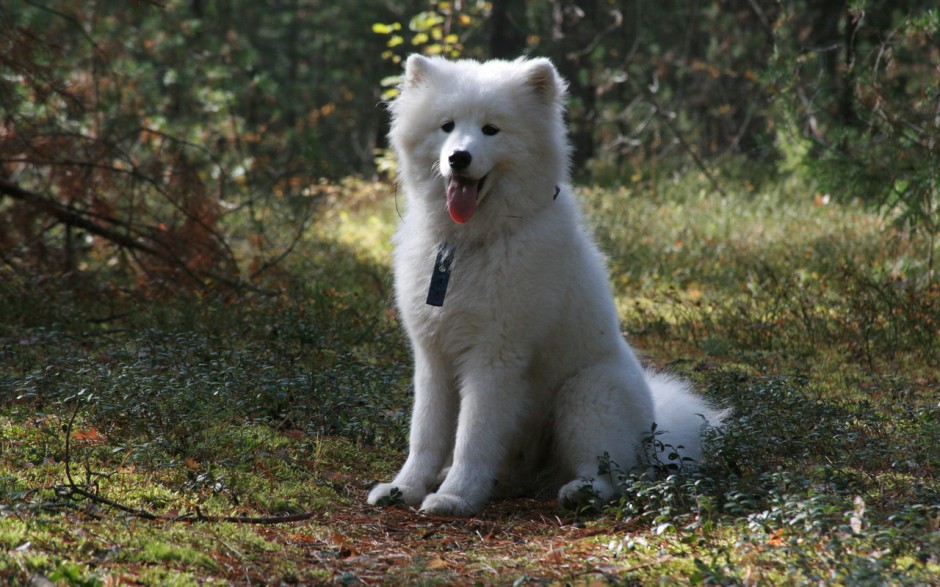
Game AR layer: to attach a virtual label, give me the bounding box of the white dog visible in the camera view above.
[368,55,724,516]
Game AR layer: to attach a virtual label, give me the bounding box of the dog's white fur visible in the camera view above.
[368,55,724,516]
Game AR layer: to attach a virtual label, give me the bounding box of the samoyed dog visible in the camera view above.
[368,55,724,516]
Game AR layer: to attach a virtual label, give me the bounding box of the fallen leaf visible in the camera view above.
[329,532,358,558]
[542,547,564,564]
[72,428,102,443]
[766,529,785,547]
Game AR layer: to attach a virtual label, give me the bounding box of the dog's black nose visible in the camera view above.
[448,150,472,171]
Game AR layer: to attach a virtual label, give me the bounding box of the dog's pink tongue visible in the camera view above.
[447,177,477,224]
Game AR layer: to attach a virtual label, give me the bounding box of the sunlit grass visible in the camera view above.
[579,172,939,381]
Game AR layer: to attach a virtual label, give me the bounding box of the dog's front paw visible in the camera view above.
[367,482,426,507]
[419,492,478,516]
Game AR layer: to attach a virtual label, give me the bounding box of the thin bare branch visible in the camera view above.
[0,177,161,257]
[62,403,314,525]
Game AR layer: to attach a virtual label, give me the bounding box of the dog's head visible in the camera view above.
[389,55,570,224]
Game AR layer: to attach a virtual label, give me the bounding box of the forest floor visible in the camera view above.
[2,174,938,586]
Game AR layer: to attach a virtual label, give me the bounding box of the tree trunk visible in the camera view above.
[488,0,527,59]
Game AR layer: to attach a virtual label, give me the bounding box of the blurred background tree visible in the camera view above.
[1,0,937,289]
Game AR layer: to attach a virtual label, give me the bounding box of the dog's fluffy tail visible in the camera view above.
[645,371,728,467]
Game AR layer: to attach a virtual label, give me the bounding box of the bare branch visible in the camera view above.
[0,177,161,257]
[62,403,315,525]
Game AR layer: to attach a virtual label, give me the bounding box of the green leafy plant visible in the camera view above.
[373,0,488,100]
[374,487,405,507]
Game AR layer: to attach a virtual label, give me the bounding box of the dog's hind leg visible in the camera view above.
[553,361,654,509]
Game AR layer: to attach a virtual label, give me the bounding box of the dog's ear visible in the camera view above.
[524,58,567,104]
[402,54,435,89]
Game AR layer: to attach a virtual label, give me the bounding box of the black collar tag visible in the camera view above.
[426,243,454,307]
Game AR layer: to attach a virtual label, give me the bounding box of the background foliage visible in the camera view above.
[2,0,938,283]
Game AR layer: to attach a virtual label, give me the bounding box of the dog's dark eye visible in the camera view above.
[482,124,500,136]
[441,121,455,133]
